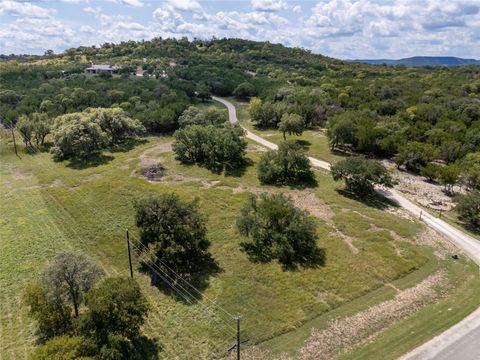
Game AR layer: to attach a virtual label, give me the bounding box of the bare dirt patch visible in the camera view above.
[295,271,447,360]
[233,271,448,360]
[9,166,32,180]
[383,160,465,211]
[139,141,172,167]
[413,227,459,259]
[247,143,267,152]
[141,164,166,181]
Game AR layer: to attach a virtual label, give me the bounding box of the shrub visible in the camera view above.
[257,141,313,185]
[278,113,304,140]
[172,124,246,172]
[455,190,480,231]
[134,194,211,278]
[233,82,257,99]
[236,193,324,268]
[331,156,393,195]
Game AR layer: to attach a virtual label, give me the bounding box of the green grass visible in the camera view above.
[227,97,345,164]
[0,129,477,359]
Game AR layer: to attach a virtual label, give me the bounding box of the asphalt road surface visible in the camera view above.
[213,96,480,360]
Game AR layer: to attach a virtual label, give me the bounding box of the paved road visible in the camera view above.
[213,96,480,360]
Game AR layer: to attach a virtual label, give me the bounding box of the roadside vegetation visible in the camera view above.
[1,37,479,359]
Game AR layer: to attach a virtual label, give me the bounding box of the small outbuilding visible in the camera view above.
[85,64,119,74]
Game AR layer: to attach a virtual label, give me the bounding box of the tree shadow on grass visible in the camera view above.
[242,243,326,271]
[223,158,254,177]
[133,335,161,360]
[65,154,114,170]
[139,253,222,304]
[336,188,399,210]
[108,138,148,153]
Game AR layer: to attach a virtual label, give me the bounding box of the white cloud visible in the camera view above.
[293,5,302,13]
[251,0,287,12]
[83,7,101,14]
[166,0,202,13]
[120,0,144,7]
[0,0,51,19]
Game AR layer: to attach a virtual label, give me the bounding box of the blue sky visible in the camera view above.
[1,0,479,59]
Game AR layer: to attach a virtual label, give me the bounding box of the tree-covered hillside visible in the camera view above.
[1,37,479,177]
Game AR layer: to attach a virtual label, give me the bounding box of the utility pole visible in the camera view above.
[125,229,133,278]
[235,315,241,360]
[10,124,18,157]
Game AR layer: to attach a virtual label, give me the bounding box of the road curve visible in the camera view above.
[213,96,480,360]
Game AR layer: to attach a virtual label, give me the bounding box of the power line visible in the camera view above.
[15,139,240,356]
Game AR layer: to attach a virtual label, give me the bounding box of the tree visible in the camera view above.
[31,336,94,360]
[173,124,246,172]
[460,152,480,190]
[233,82,257,99]
[438,164,460,195]
[257,141,313,185]
[41,252,104,317]
[178,106,227,127]
[278,113,304,140]
[85,107,145,144]
[196,83,211,102]
[249,98,276,128]
[331,156,393,195]
[134,194,211,278]
[420,163,441,182]
[236,193,323,268]
[394,142,436,172]
[326,113,356,150]
[23,283,74,342]
[81,277,150,359]
[16,114,34,148]
[455,190,480,231]
[51,113,108,161]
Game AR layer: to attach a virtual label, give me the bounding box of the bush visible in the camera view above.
[331,156,393,195]
[134,194,211,278]
[278,113,304,140]
[51,113,108,161]
[178,106,227,128]
[233,82,257,99]
[455,190,480,231]
[257,141,313,185]
[31,336,94,360]
[394,142,437,172]
[236,193,324,268]
[172,124,246,172]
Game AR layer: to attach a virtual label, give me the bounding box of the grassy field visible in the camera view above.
[0,125,478,359]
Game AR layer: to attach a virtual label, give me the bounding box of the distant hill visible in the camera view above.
[348,56,480,67]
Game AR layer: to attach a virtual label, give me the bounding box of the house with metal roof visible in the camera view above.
[85,64,119,74]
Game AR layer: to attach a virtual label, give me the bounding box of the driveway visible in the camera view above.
[213,96,480,360]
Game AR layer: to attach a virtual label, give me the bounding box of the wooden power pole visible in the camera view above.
[125,229,133,278]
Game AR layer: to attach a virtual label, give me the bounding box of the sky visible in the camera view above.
[1,0,479,59]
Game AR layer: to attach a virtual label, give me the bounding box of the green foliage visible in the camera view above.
[134,194,211,278]
[23,283,74,342]
[51,113,109,161]
[420,163,441,181]
[31,336,94,360]
[278,113,304,139]
[178,106,227,128]
[394,142,437,172]
[257,141,313,185]
[84,107,145,144]
[327,113,357,150]
[438,164,460,194]
[460,152,480,190]
[249,98,277,128]
[41,252,104,318]
[172,124,246,172]
[51,108,144,161]
[81,277,151,359]
[455,190,480,231]
[236,193,324,268]
[331,157,393,195]
[233,82,257,99]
